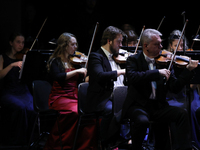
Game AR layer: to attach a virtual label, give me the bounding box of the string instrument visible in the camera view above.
[113,49,134,64]
[69,22,99,67]
[16,48,30,60]
[156,20,199,69]
[113,25,145,64]
[69,51,88,65]
[156,50,200,68]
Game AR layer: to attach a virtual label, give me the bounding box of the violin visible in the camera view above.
[16,48,30,60]
[113,49,135,64]
[69,51,88,65]
[155,50,200,68]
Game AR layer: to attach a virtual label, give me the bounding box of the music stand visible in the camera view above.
[19,50,53,88]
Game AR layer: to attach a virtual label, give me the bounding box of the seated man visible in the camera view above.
[86,26,126,147]
[122,29,198,150]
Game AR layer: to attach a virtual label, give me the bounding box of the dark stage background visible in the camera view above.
[0,0,200,55]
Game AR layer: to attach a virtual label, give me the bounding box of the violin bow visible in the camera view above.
[168,19,188,71]
[157,16,165,31]
[84,22,99,68]
[134,25,145,54]
[30,17,48,51]
[19,17,48,79]
[190,24,200,50]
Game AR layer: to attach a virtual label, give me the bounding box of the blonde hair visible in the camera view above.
[47,32,77,71]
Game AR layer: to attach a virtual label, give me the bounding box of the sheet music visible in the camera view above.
[19,54,26,79]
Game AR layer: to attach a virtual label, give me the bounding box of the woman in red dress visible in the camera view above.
[44,32,97,149]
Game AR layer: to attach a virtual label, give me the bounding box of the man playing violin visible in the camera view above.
[122,29,198,150]
[86,26,126,148]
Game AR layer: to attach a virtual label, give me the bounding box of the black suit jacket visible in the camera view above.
[107,51,195,141]
[86,48,118,113]
[122,51,194,118]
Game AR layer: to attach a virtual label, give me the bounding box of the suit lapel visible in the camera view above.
[140,52,149,71]
[98,48,112,71]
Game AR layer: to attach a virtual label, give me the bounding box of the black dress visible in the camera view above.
[0,54,35,145]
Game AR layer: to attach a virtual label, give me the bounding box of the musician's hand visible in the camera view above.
[159,69,171,80]
[77,68,87,77]
[186,58,199,71]
[117,69,125,76]
[11,61,23,69]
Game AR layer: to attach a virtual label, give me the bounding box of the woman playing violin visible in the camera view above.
[44,32,97,149]
[0,32,35,146]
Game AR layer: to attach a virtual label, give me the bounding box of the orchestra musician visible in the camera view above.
[44,32,96,149]
[86,26,126,148]
[165,29,190,108]
[0,32,35,146]
[165,29,190,149]
[122,29,198,150]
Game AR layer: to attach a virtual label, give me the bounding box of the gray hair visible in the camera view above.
[140,29,162,47]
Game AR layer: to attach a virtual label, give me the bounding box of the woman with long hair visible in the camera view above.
[44,32,97,149]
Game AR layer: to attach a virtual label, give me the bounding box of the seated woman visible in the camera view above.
[44,32,97,150]
[0,32,35,146]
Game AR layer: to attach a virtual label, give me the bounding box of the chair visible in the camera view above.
[111,86,131,149]
[111,86,172,150]
[112,86,128,118]
[28,80,62,150]
[72,82,101,150]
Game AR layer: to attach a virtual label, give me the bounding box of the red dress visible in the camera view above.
[44,68,97,150]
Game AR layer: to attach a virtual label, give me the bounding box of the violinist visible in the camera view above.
[0,32,35,146]
[122,29,198,150]
[165,29,191,107]
[167,30,188,52]
[165,29,191,150]
[44,32,95,149]
[86,26,126,148]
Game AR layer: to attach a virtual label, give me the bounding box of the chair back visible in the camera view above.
[78,82,89,114]
[112,86,128,115]
[32,80,52,112]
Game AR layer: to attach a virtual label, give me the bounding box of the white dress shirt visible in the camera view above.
[101,47,124,87]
